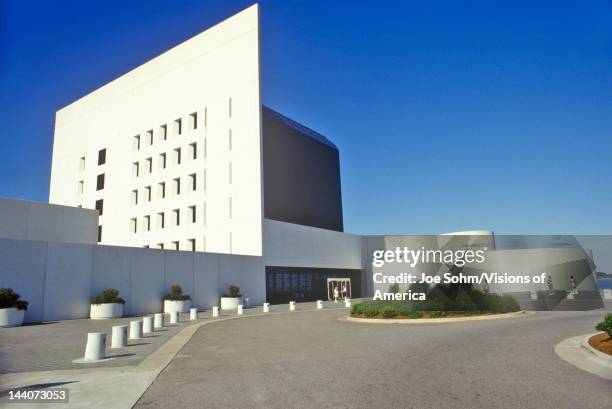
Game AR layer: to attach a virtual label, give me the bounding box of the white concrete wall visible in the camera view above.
[0,196,98,244]
[0,238,264,323]
[49,5,263,256]
[263,219,362,269]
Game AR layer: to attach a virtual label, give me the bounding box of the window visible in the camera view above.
[157,243,164,249]
[130,218,137,234]
[79,156,86,170]
[190,112,198,130]
[96,174,105,190]
[202,202,207,226]
[160,124,167,141]
[188,205,196,223]
[172,241,179,250]
[174,118,182,135]
[189,173,196,191]
[203,170,207,191]
[143,245,150,249]
[98,149,106,165]
[144,215,151,231]
[229,231,233,252]
[173,209,180,226]
[189,143,197,160]
[228,97,232,118]
[131,189,138,205]
[158,182,166,199]
[132,162,139,178]
[229,197,233,219]
[228,129,232,150]
[97,225,102,242]
[95,199,104,216]
[202,235,206,251]
[204,138,207,158]
[159,153,166,169]
[174,148,181,165]
[145,186,151,202]
[228,162,232,184]
[157,212,165,229]
[174,178,180,195]
[146,157,152,174]
[133,135,141,151]
[204,107,208,127]
[188,238,196,252]
[147,130,154,146]
[78,180,84,194]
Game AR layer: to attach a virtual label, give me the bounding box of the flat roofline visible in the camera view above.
[262,106,338,150]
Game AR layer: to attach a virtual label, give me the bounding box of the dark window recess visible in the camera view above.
[97,225,102,242]
[95,199,104,215]
[98,149,106,165]
[96,174,105,190]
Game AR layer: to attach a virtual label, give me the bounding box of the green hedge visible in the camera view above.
[351,285,520,319]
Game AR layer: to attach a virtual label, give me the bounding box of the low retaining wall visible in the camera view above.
[0,238,266,323]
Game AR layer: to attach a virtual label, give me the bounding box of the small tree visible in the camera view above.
[0,288,28,311]
[92,288,125,304]
[595,313,612,338]
[227,285,241,298]
[163,285,191,301]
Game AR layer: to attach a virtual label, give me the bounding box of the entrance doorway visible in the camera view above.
[327,278,351,300]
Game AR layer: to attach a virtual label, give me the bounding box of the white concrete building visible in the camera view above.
[50,5,263,255]
[0,5,604,323]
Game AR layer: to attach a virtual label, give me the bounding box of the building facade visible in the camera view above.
[0,5,599,323]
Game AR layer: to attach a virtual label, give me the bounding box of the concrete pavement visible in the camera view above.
[135,309,611,409]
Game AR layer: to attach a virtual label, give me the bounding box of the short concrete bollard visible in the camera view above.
[154,313,164,328]
[317,300,323,310]
[190,308,198,321]
[530,290,538,300]
[263,303,270,313]
[604,289,612,300]
[84,332,106,361]
[237,305,244,315]
[111,325,128,348]
[567,292,575,300]
[212,306,220,318]
[170,311,179,324]
[344,298,351,308]
[129,320,142,340]
[289,301,296,311]
[244,297,250,308]
[142,316,153,334]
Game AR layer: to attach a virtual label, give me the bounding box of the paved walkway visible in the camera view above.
[135,309,611,409]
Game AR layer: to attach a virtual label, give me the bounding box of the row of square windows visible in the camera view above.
[78,161,233,197]
[141,234,233,252]
[132,99,233,152]
[129,199,233,233]
[131,137,233,178]
[77,102,234,173]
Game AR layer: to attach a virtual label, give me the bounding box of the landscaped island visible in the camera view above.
[351,283,520,319]
[589,313,612,356]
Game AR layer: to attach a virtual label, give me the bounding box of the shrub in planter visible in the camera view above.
[595,313,612,337]
[220,285,242,310]
[163,285,192,313]
[0,288,28,327]
[90,288,125,319]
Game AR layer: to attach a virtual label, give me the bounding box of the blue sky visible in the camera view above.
[0,0,610,234]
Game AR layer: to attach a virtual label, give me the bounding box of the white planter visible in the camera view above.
[90,303,123,319]
[164,299,191,313]
[0,308,25,327]
[220,296,242,310]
